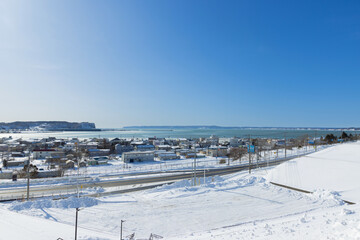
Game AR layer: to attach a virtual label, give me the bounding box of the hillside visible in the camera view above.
[0,121,98,131]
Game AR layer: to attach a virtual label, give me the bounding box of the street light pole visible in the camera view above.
[75,208,80,240]
[284,133,287,159]
[194,146,197,186]
[120,220,125,240]
[203,169,205,184]
[248,134,251,174]
[75,142,80,198]
[27,148,31,201]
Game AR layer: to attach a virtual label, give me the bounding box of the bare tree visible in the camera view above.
[229,147,247,163]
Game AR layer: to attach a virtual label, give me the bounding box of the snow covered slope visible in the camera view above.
[0,203,114,240]
[267,141,360,203]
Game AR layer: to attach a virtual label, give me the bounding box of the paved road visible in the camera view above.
[0,156,295,201]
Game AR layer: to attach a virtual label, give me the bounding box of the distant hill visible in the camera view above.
[124,125,231,129]
[0,121,99,131]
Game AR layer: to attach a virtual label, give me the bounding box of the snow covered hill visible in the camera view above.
[267,141,360,203]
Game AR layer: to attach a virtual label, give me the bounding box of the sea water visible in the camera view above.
[0,128,358,140]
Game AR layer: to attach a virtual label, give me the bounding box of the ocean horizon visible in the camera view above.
[1,128,359,140]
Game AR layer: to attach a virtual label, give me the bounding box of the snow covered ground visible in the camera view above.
[267,141,360,203]
[0,143,359,239]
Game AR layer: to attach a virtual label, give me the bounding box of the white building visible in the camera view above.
[207,146,228,157]
[32,149,56,159]
[122,151,154,163]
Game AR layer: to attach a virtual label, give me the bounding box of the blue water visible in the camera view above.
[105,128,358,139]
[2,128,356,140]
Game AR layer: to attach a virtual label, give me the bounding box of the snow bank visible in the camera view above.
[9,196,99,211]
[311,189,345,206]
[341,208,355,215]
[146,174,268,199]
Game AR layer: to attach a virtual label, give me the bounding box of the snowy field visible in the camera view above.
[0,143,359,239]
[267,141,360,203]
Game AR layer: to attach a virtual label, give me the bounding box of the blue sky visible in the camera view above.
[0,0,359,128]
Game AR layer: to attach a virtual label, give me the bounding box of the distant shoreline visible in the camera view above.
[0,121,99,132]
[122,126,359,131]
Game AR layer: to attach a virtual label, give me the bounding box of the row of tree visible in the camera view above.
[323,131,359,144]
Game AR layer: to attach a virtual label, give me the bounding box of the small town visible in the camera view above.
[0,131,356,182]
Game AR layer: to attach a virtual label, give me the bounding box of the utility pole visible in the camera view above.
[315,131,317,152]
[193,145,197,186]
[255,142,259,169]
[120,220,125,240]
[75,208,80,240]
[284,133,287,159]
[75,142,80,198]
[6,147,9,169]
[203,169,206,185]
[307,134,309,152]
[26,149,31,201]
[191,162,194,186]
[249,135,252,174]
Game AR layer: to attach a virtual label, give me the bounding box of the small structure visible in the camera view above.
[156,145,171,151]
[87,159,98,166]
[79,142,98,150]
[11,152,25,158]
[87,156,109,166]
[0,144,8,152]
[185,152,197,159]
[33,149,65,159]
[207,146,228,157]
[135,145,155,152]
[115,144,134,155]
[176,149,193,156]
[122,151,154,163]
[87,149,110,157]
[32,149,56,159]
[0,171,13,179]
[79,161,87,167]
[6,159,29,167]
[65,160,75,169]
[37,170,63,178]
[157,153,180,161]
[229,137,241,147]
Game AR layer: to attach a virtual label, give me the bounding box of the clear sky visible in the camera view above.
[0,0,359,128]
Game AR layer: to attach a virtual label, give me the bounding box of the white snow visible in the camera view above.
[267,141,360,203]
[9,196,99,211]
[0,206,114,240]
[0,142,360,239]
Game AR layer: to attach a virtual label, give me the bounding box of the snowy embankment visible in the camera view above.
[267,141,360,203]
[0,197,112,240]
